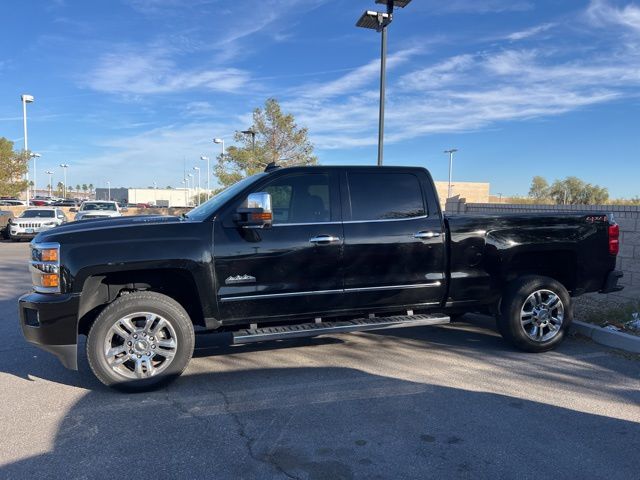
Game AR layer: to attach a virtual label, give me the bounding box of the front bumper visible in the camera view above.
[601,270,624,294]
[18,292,80,370]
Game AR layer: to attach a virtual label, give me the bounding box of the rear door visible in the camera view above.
[340,169,446,311]
[214,170,343,322]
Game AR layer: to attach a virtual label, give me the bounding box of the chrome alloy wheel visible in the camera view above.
[103,312,178,379]
[520,289,564,342]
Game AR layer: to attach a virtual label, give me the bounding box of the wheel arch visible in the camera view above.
[77,268,207,336]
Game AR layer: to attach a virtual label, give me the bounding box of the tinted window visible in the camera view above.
[262,174,331,224]
[20,210,55,218]
[348,173,425,221]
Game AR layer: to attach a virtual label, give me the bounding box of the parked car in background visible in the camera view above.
[8,207,67,241]
[52,199,79,207]
[0,199,26,206]
[1,210,14,239]
[73,201,122,221]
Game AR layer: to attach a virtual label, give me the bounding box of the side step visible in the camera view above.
[232,314,450,345]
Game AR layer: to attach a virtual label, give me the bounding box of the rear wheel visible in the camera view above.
[86,291,195,392]
[497,276,572,352]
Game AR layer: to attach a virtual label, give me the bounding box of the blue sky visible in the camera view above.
[1,0,639,198]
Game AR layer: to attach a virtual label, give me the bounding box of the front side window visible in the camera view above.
[261,174,331,224]
[348,172,426,221]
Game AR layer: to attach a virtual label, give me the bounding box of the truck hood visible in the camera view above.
[33,215,184,242]
[15,217,58,224]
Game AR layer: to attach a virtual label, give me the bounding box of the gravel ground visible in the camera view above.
[0,241,639,480]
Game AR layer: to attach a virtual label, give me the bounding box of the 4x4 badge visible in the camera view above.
[225,275,256,285]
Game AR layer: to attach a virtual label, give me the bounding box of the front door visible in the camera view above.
[340,169,446,311]
[214,171,343,323]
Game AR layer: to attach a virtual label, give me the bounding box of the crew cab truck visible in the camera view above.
[19,166,623,391]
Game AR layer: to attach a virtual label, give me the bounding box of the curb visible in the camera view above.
[571,320,640,354]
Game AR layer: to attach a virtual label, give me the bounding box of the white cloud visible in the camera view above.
[84,48,251,95]
[506,23,556,41]
[587,0,640,32]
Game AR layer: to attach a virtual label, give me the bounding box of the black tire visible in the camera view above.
[86,291,195,392]
[497,275,572,353]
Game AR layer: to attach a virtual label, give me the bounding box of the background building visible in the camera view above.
[433,181,490,208]
[95,187,201,207]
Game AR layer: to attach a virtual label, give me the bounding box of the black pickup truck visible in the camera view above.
[19,165,623,391]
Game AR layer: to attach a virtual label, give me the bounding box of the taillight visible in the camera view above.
[608,224,620,256]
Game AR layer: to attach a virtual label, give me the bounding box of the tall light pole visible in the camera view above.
[357,1,412,166]
[193,166,201,206]
[200,155,210,200]
[59,164,69,199]
[444,149,458,199]
[153,181,157,206]
[241,129,256,163]
[30,153,41,197]
[188,173,194,206]
[182,179,187,206]
[21,94,34,202]
[107,181,111,201]
[45,170,54,198]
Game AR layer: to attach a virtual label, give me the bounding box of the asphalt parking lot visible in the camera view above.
[0,241,638,480]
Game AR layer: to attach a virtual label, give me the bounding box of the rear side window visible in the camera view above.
[348,172,425,221]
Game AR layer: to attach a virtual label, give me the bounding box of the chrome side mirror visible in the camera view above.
[235,192,273,228]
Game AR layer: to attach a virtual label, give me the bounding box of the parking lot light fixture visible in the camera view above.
[45,170,54,198]
[200,155,210,201]
[241,129,256,160]
[59,164,69,199]
[21,94,34,203]
[444,149,458,199]
[30,153,41,198]
[357,0,412,167]
[193,167,201,206]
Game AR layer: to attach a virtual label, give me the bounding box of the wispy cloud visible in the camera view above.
[414,0,533,15]
[84,47,251,95]
[506,22,556,41]
[587,0,640,32]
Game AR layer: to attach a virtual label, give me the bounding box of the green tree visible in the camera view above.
[82,183,88,193]
[548,176,609,205]
[528,176,549,201]
[214,98,317,188]
[88,183,94,193]
[0,137,29,198]
[75,184,81,193]
[55,182,64,197]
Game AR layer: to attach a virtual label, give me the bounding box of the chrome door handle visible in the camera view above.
[310,235,340,244]
[414,231,441,239]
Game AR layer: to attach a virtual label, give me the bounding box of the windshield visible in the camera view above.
[20,210,55,218]
[82,202,117,211]
[186,174,266,221]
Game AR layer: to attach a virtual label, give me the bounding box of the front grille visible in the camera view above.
[18,223,43,228]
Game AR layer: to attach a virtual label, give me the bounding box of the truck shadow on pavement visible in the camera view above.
[0,366,638,480]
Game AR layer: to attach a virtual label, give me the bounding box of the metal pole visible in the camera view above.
[33,156,37,198]
[206,157,210,201]
[377,21,387,167]
[198,169,201,206]
[448,151,453,198]
[63,168,67,199]
[108,182,111,201]
[23,98,29,203]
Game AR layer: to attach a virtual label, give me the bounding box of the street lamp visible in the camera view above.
[30,153,41,198]
[21,94,34,202]
[443,149,458,199]
[356,0,412,166]
[193,166,201,206]
[45,170,54,198]
[241,129,256,161]
[59,164,69,199]
[187,173,194,206]
[200,155,210,201]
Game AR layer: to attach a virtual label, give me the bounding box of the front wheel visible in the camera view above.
[497,276,572,352]
[86,291,195,392]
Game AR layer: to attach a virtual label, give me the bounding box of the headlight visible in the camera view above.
[30,242,61,293]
